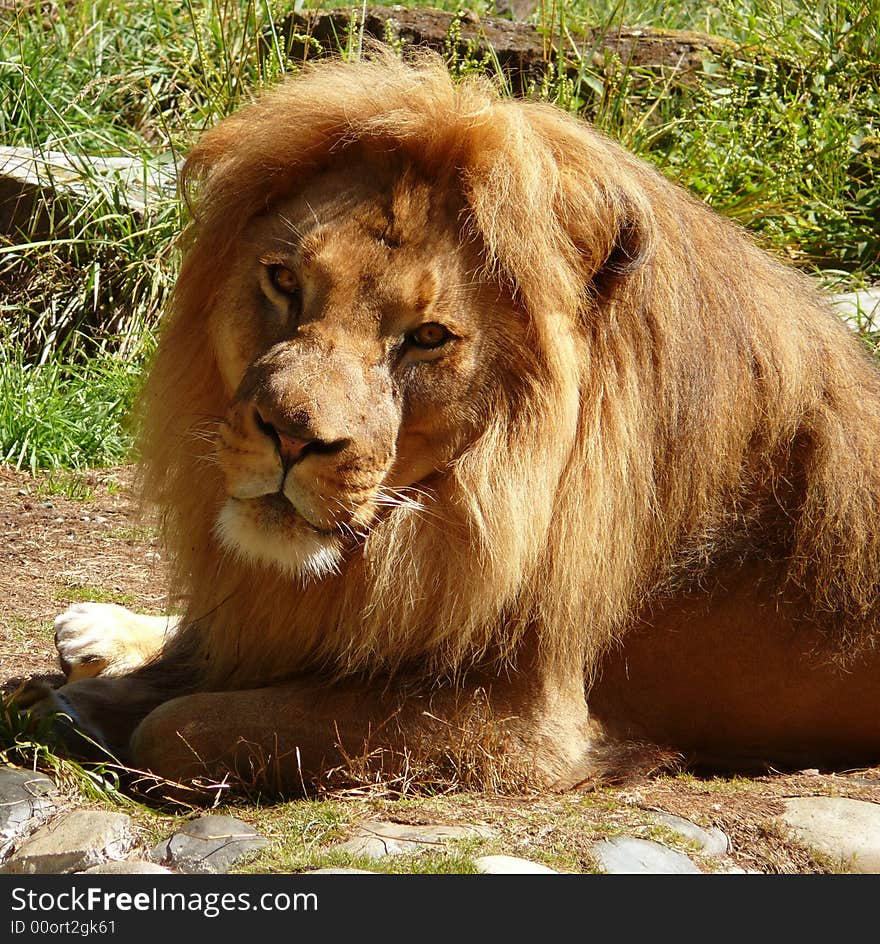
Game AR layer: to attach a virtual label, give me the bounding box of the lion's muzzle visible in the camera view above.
[215,337,399,541]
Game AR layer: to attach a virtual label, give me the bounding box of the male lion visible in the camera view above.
[34,53,880,791]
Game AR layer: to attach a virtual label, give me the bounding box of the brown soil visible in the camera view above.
[0,464,167,693]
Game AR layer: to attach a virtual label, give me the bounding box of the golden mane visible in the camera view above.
[138,51,880,695]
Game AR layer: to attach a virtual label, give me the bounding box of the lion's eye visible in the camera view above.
[407,322,452,350]
[268,265,299,297]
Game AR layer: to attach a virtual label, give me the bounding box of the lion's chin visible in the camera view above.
[214,497,344,582]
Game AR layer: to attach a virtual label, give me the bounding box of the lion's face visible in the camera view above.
[209,154,509,579]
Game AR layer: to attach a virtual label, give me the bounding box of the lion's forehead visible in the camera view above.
[248,196,464,336]
[259,157,459,259]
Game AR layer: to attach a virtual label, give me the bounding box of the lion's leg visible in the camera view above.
[129,670,594,793]
[54,603,180,680]
[23,630,199,760]
[31,626,596,791]
[25,675,176,759]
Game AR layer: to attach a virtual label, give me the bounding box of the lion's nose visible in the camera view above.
[253,405,349,467]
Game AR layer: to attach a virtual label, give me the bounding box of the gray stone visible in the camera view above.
[780,797,880,873]
[0,145,177,239]
[653,812,729,856]
[82,860,174,875]
[150,815,268,874]
[331,821,494,860]
[0,809,134,874]
[474,854,558,874]
[831,287,880,328]
[0,767,58,861]
[590,837,702,874]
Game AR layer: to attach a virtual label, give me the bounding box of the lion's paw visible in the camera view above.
[15,678,130,759]
[54,603,175,680]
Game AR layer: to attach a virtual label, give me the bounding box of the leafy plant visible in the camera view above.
[0,339,144,470]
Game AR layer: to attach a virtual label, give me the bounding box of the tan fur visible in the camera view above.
[36,51,880,789]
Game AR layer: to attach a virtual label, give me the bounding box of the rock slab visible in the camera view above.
[780,797,880,873]
[150,815,268,874]
[590,837,701,874]
[0,145,177,235]
[276,7,738,96]
[831,286,880,326]
[653,812,729,856]
[332,821,494,860]
[0,767,58,862]
[474,855,558,874]
[0,809,134,874]
[83,860,174,875]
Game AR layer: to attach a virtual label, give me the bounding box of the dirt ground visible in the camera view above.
[0,464,167,693]
[3,463,880,873]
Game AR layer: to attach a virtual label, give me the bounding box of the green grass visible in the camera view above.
[54,582,136,606]
[0,698,143,809]
[524,1,879,275]
[0,341,143,471]
[34,471,97,501]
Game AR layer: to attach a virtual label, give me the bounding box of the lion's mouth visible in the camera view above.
[256,491,368,546]
[257,491,336,536]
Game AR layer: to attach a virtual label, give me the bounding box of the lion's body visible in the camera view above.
[41,53,880,790]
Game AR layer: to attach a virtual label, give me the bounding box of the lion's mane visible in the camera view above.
[138,52,880,693]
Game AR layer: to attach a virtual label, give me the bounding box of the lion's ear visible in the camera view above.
[600,203,652,277]
[585,191,656,298]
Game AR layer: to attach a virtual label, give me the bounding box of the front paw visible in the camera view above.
[54,602,144,680]
[8,681,112,760]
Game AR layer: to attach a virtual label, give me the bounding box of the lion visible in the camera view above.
[31,51,880,793]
